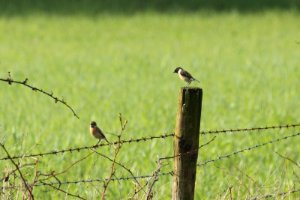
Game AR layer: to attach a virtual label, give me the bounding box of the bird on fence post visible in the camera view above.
[90,121,109,144]
[173,67,200,85]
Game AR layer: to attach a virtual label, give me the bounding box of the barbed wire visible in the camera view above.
[41,171,173,186]
[2,173,299,199]
[197,132,300,167]
[2,129,300,198]
[159,136,217,161]
[0,122,298,162]
[0,133,174,161]
[0,72,79,119]
[0,171,174,190]
[200,123,300,135]
[249,188,300,199]
[0,123,299,162]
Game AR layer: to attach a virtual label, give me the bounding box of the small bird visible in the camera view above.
[90,121,109,144]
[173,67,200,85]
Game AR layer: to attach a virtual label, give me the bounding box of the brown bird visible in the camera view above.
[173,67,200,85]
[90,121,109,144]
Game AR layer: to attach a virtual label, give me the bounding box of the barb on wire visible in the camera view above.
[249,188,300,200]
[197,132,300,167]
[200,123,300,135]
[160,136,217,161]
[0,72,79,119]
[0,133,174,161]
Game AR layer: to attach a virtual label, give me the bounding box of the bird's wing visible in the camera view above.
[97,127,109,143]
[181,70,194,79]
[97,127,106,138]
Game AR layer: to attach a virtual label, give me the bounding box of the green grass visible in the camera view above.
[0,8,300,199]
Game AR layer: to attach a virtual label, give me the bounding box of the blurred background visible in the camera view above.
[0,0,299,199]
[1,0,300,14]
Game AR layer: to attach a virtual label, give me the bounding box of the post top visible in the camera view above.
[181,86,202,89]
[181,87,202,91]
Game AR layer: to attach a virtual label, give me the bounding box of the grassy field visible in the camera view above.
[0,3,300,199]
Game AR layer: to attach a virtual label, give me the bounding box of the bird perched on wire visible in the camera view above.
[173,67,200,85]
[90,121,109,144]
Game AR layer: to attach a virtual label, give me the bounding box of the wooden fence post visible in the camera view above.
[172,87,203,200]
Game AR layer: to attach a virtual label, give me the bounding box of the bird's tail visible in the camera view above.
[194,79,200,83]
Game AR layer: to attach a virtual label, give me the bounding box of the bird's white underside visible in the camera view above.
[178,69,192,83]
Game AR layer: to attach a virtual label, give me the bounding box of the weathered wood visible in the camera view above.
[172,87,203,200]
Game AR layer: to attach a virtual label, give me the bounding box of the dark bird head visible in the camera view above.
[90,121,97,127]
[173,67,182,73]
